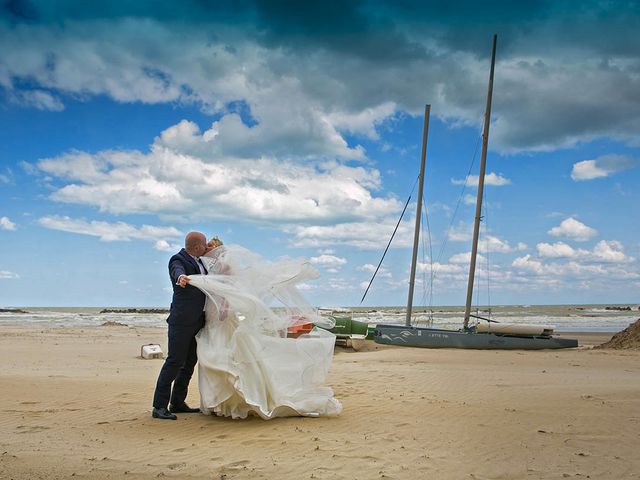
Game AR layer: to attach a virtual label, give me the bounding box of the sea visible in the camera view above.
[0,304,638,332]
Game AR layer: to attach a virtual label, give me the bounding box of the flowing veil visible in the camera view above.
[188,245,342,419]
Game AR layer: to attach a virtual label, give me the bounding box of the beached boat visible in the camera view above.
[373,35,578,350]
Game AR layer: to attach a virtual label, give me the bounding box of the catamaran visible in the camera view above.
[373,35,578,350]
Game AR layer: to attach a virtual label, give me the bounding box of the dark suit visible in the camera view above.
[152,249,207,409]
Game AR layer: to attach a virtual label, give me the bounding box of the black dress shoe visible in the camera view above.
[169,402,200,413]
[152,407,177,420]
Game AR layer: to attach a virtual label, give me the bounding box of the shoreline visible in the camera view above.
[3,305,637,334]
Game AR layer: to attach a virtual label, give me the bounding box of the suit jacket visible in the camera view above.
[167,248,207,326]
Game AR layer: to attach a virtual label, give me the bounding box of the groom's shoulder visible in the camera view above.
[169,248,188,263]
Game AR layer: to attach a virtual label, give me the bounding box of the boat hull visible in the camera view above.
[373,324,578,350]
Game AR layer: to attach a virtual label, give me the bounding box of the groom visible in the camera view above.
[152,231,209,420]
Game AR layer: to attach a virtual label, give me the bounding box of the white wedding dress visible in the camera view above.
[188,245,342,419]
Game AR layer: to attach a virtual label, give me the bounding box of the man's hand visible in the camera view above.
[177,275,190,288]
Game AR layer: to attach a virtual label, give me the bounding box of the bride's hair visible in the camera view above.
[208,236,223,248]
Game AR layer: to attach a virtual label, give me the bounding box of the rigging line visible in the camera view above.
[474,232,481,316]
[424,196,435,325]
[475,215,488,316]
[419,195,434,319]
[474,213,493,320]
[417,208,426,322]
[437,133,482,265]
[360,178,418,304]
[474,201,488,318]
[484,186,492,319]
[430,134,483,287]
[418,209,427,313]
[416,203,428,324]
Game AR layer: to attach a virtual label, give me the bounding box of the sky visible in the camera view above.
[1,0,639,308]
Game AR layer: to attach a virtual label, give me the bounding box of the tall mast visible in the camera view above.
[406,104,431,326]
[464,35,497,329]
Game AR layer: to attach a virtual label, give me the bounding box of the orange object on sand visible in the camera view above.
[287,322,313,338]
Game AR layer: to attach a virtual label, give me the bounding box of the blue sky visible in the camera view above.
[1,0,639,307]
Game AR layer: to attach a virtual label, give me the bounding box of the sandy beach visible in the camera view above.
[1,325,639,479]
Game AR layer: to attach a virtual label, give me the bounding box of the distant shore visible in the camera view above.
[2,303,639,312]
[98,308,169,314]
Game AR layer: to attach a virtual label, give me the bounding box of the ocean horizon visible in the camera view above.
[1,303,638,332]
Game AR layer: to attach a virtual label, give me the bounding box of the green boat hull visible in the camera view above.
[319,316,374,339]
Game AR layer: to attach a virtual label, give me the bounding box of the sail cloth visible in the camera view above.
[475,321,555,336]
[188,245,341,419]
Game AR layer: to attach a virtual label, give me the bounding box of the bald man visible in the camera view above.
[152,231,210,420]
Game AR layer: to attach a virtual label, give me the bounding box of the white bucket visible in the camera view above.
[141,344,163,359]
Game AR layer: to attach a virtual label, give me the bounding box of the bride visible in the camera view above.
[187,237,342,420]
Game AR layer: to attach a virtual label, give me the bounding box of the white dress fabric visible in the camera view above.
[188,245,342,420]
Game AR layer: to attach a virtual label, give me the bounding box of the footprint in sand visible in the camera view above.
[223,460,250,470]
[16,425,50,434]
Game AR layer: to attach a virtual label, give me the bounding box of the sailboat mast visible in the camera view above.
[463,34,497,329]
[406,104,431,326]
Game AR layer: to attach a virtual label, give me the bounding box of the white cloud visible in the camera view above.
[548,218,597,242]
[511,254,545,274]
[0,216,16,231]
[288,217,414,250]
[0,270,19,279]
[8,89,64,111]
[326,102,397,139]
[3,8,640,156]
[445,224,525,254]
[449,252,486,265]
[358,263,392,278]
[571,154,639,181]
[309,254,347,268]
[358,264,376,273]
[463,194,476,205]
[37,150,111,182]
[512,245,637,283]
[447,222,473,242]
[34,121,401,225]
[537,242,578,258]
[2,22,369,162]
[591,240,630,263]
[482,235,527,253]
[537,240,632,264]
[154,239,182,252]
[0,168,14,184]
[451,172,511,187]
[38,216,182,246]
[421,261,465,275]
